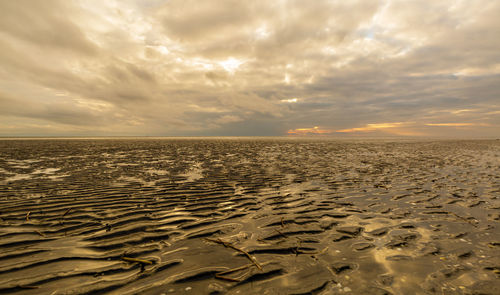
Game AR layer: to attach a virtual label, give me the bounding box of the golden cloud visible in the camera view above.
[336,122,407,133]
[0,1,499,136]
[425,123,490,127]
[287,126,334,135]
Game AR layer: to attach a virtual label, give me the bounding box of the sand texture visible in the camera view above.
[0,139,499,294]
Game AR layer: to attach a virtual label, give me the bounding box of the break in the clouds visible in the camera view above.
[0,0,499,137]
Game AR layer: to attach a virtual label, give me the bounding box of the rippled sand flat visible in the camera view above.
[0,138,499,294]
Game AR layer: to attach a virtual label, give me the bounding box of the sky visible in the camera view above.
[0,0,499,137]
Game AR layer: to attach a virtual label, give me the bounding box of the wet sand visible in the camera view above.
[0,138,499,294]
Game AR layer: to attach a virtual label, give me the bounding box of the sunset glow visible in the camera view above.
[336,123,407,133]
[287,126,334,135]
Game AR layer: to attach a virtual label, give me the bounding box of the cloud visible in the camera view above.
[0,0,499,137]
[425,123,489,127]
[0,1,98,56]
[336,122,409,133]
[287,126,334,135]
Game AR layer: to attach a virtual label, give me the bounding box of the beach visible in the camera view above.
[0,138,499,294]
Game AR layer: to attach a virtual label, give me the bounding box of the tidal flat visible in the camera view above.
[0,138,499,294]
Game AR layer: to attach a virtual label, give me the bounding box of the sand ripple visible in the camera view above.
[0,139,499,294]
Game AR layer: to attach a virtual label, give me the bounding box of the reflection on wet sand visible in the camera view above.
[0,139,499,294]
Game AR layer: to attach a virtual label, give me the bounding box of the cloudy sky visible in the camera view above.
[0,0,499,137]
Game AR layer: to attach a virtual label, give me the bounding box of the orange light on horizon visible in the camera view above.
[336,122,406,133]
[287,126,334,135]
[288,121,491,136]
[425,123,489,127]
